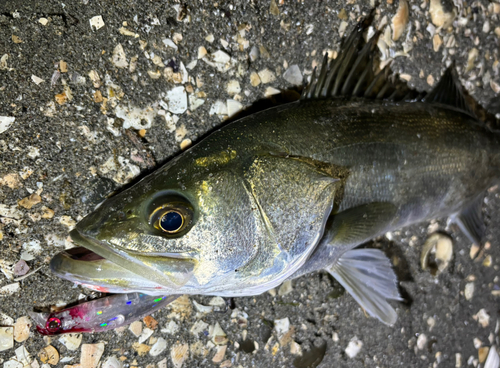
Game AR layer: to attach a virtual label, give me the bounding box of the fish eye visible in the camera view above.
[46,317,62,333]
[149,197,193,235]
[159,210,184,233]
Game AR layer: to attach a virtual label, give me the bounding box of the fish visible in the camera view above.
[47,11,500,330]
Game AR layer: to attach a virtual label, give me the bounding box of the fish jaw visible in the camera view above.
[49,228,195,293]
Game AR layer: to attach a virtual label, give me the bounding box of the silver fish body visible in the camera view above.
[50,14,500,326]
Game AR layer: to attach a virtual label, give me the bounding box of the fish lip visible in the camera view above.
[64,228,195,289]
[68,228,118,261]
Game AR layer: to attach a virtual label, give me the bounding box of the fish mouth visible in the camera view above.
[49,229,195,294]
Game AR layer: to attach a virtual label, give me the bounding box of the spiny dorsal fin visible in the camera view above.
[301,10,421,102]
[423,62,476,117]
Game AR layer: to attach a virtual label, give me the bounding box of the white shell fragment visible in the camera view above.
[188,94,205,111]
[165,86,188,114]
[484,346,499,368]
[59,333,82,351]
[138,327,154,344]
[209,100,228,116]
[209,322,227,345]
[226,80,241,95]
[0,327,14,352]
[345,336,363,358]
[274,318,290,340]
[208,297,225,307]
[162,320,179,334]
[170,343,189,368]
[391,0,409,41]
[264,87,281,97]
[14,345,32,367]
[227,99,243,117]
[115,105,156,130]
[0,116,15,134]
[0,283,20,296]
[420,233,453,276]
[283,65,302,86]
[190,320,209,335]
[81,343,105,368]
[192,300,213,314]
[112,44,128,68]
[212,345,227,363]
[102,356,123,368]
[31,75,44,85]
[473,309,491,328]
[150,337,167,356]
[163,38,178,51]
[258,68,276,84]
[89,15,105,31]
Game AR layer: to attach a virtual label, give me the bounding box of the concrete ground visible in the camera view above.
[0,0,499,367]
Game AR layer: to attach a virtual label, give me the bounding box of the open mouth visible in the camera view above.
[49,229,195,295]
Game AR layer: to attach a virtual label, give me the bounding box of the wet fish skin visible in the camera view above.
[61,98,500,293]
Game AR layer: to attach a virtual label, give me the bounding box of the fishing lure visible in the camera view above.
[30,293,178,335]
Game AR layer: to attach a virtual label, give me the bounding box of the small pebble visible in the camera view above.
[143,316,158,330]
[417,334,427,350]
[132,343,151,356]
[13,260,29,276]
[13,316,31,342]
[39,345,59,365]
[345,337,363,358]
[479,347,490,364]
[429,0,456,27]
[278,280,293,296]
[473,309,490,328]
[465,283,475,300]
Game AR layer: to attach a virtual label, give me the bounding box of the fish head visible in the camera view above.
[51,150,266,293]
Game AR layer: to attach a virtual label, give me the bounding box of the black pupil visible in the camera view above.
[160,211,183,232]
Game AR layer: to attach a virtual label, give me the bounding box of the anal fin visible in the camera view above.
[451,194,485,247]
[326,249,402,326]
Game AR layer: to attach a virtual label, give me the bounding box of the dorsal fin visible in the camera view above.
[301,10,420,102]
[422,62,475,117]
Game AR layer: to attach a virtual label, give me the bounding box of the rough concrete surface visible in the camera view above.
[0,0,499,367]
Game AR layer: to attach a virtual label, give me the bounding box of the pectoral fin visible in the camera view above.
[326,248,402,326]
[325,202,398,248]
[294,203,402,325]
[451,194,485,248]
